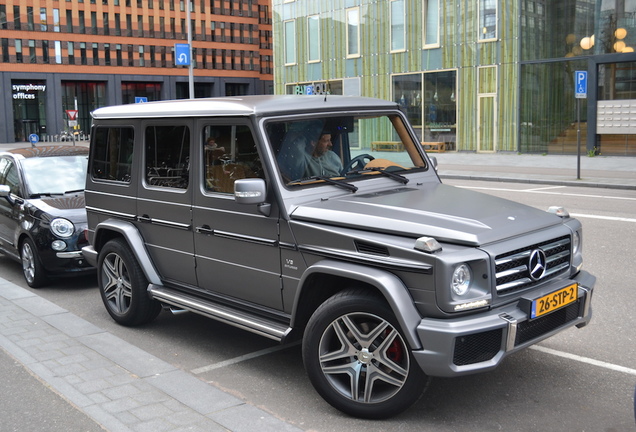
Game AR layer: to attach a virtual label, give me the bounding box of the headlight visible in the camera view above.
[50,218,75,238]
[451,263,472,296]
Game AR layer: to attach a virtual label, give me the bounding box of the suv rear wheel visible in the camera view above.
[98,238,161,326]
[302,289,428,419]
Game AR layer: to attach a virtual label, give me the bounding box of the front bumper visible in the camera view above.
[412,270,595,377]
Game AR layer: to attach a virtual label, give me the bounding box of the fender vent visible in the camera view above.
[355,241,389,256]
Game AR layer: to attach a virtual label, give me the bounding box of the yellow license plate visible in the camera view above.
[531,283,578,319]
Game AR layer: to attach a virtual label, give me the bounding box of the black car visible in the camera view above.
[0,145,93,287]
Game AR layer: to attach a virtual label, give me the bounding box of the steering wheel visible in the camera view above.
[343,154,375,174]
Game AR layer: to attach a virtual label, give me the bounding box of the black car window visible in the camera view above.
[202,124,263,194]
[91,126,135,183]
[145,125,190,189]
[0,158,21,196]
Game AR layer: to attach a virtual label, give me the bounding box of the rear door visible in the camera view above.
[135,121,197,286]
[192,119,283,310]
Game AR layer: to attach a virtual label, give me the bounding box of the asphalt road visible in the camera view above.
[1,179,635,431]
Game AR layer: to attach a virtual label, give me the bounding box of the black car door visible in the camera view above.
[0,156,22,252]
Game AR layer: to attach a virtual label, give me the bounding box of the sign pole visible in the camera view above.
[187,1,194,99]
[574,71,587,181]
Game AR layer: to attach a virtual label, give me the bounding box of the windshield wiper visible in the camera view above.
[64,189,84,194]
[291,176,358,192]
[346,168,409,184]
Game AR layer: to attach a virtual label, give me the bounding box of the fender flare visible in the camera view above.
[291,259,423,350]
[93,219,162,285]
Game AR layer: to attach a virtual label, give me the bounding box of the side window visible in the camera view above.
[145,125,190,189]
[0,158,20,196]
[203,124,263,194]
[92,126,134,182]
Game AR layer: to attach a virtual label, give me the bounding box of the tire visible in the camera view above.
[21,238,49,288]
[302,289,429,419]
[98,238,161,326]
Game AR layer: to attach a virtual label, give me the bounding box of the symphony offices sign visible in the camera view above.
[12,83,46,100]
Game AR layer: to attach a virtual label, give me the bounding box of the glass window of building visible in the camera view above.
[15,39,23,63]
[27,7,34,31]
[40,8,47,31]
[2,39,8,62]
[67,41,74,64]
[28,40,36,63]
[80,42,87,65]
[390,0,405,52]
[115,13,121,35]
[91,12,97,34]
[92,43,99,65]
[307,15,320,62]
[55,40,62,63]
[346,7,360,58]
[392,74,423,138]
[479,0,497,41]
[423,0,439,47]
[13,6,20,30]
[284,19,296,65]
[0,6,6,30]
[66,10,73,32]
[53,9,60,32]
[79,11,85,33]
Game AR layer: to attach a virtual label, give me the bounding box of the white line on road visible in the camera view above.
[570,213,636,223]
[530,345,636,376]
[190,341,301,375]
[459,185,636,201]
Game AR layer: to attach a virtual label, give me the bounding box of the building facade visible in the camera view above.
[0,0,273,143]
[273,0,636,156]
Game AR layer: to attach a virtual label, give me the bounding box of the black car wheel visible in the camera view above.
[98,238,161,326]
[21,238,49,288]
[303,289,429,419]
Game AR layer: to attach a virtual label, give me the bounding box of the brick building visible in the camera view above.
[0,0,273,142]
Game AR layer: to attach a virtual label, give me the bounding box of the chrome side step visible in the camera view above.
[148,284,292,342]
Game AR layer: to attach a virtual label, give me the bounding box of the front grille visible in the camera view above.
[495,235,571,294]
[515,300,580,346]
[453,329,503,366]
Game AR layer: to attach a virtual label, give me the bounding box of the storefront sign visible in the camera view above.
[12,84,46,100]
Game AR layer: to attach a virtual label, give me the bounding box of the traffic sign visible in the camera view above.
[175,43,190,66]
[575,71,587,99]
[66,109,78,120]
[135,97,148,103]
[29,133,39,145]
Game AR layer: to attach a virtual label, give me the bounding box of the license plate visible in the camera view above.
[531,283,578,319]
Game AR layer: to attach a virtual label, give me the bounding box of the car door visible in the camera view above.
[192,120,283,310]
[0,156,22,252]
[135,121,197,287]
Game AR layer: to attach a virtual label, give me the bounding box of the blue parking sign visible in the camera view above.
[575,71,587,99]
[175,43,190,66]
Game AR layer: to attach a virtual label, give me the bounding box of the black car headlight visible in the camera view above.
[50,218,75,238]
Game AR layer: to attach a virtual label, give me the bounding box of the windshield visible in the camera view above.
[20,155,88,196]
[268,113,428,186]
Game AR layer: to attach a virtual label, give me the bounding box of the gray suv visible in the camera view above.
[83,96,595,419]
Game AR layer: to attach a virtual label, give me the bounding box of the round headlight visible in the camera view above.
[50,218,75,238]
[451,264,472,296]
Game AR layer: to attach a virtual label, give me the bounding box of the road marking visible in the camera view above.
[459,185,636,201]
[571,213,636,223]
[530,345,636,376]
[190,341,301,375]
[526,186,567,191]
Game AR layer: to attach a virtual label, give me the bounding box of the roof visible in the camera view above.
[91,95,399,120]
[6,146,90,159]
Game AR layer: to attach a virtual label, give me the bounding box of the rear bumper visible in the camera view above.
[412,270,595,377]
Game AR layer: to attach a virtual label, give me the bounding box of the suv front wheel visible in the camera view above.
[98,238,161,326]
[302,289,428,419]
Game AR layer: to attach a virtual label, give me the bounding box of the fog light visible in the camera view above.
[51,240,67,251]
[454,299,489,311]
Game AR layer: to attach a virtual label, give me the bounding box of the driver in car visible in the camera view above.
[304,130,342,177]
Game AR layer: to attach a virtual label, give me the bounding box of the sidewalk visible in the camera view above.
[433,152,636,190]
[0,277,302,432]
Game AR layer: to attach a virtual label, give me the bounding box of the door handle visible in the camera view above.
[138,214,151,223]
[195,225,213,234]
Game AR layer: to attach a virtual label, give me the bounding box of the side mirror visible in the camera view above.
[234,178,270,216]
[0,185,9,197]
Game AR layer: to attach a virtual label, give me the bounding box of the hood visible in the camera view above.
[28,193,87,222]
[289,184,561,246]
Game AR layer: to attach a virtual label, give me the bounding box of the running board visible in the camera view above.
[148,284,292,342]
